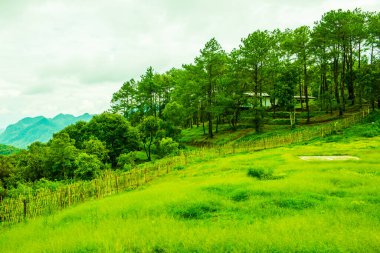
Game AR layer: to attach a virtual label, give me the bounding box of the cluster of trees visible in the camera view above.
[0,113,180,197]
[1,8,379,197]
[111,9,380,137]
[0,144,20,156]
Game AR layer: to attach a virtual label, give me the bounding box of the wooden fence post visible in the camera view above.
[23,199,27,221]
[68,187,71,207]
[115,175,119,193]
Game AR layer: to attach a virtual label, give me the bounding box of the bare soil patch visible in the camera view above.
[299,156,360,161]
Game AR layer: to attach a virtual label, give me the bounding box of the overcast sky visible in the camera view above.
[0,0,379,129]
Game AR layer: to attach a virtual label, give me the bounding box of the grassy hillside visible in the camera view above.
[0,118,379,252]
[179,109,366,147]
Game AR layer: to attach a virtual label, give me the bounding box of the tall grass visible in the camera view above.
[0,133,379,252]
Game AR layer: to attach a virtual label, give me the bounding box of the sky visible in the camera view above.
[0,0,379,129]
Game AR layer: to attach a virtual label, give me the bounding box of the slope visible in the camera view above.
[0,126,379,252]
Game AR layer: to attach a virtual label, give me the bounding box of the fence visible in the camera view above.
[0,108,371,227]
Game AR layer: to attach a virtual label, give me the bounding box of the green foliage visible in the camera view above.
[0,144,20,156]
[21,142,49,181]
[247,167,274,180]
[170,200,220,219]
[139,116,160,161]
[117,152,138,171]
[162,101,184,126]
[1,8,380,251]
[173,165,185,171]
[83,113,140,166]
[74,153,102,180]
[110,79,137,119]
[82,137,109,164]
[272,197,318,210]
[157,137,179,158]
[47,133,79,180]
[0,155,16,190]
[1,129,380,252]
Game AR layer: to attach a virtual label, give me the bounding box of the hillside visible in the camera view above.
[0,116,379,252]
[0,113,93,148]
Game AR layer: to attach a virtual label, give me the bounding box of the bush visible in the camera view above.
[247,167,273,180]
[173,165,185,171]
[170,201,220,219]
[158,137,179,158]
[117,152,137,170]
[230,189,250,202]
[74,153,102,180]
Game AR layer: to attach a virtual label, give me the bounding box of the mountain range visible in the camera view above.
[0,113,93,148]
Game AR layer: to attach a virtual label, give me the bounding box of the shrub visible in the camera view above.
[230,189,250,202]
[117,152,138,171]
[273,198,317,210]
[74,153,102,180]
[170,201,220,219]
[247,167,273,180]
[158,137,179,158]
[173,165,185,171]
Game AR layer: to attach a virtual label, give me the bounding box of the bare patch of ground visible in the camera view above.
[299,156,360,161]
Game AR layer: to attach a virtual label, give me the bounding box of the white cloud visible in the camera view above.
[0,0,379,128]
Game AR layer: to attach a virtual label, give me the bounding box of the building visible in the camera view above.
[243,92,274,107]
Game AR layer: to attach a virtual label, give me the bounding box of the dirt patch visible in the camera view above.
[299,156,360,161]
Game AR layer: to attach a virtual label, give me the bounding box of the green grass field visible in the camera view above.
[1,119,380,252]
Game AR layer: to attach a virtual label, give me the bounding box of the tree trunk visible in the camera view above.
[215,115,219,133]
[208,112,213,138]
[299,74,303,111]
[304,58,310,123]
[358,42,362,108]
[340,47,346,116]
[207,70,213,138]
[333,56,340,114]
[202,118,205,135]
[347,41,355,105]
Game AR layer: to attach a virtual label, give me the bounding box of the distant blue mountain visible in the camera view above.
[0,113,93,148]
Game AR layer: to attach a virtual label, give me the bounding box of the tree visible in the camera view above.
[239,30,273,132]
[20,142,49,181]
[0,155,16,188]
[285,26,312,123]
[157,137,179,158]
[139,116,160,161]
[137,67,159,118]
[83,113,140,167]
[117,152,138,171]
[111,79,137,119]
[163,101,185,126]
[74,153,102,180]
[83,137,109,164]
[46,133,78,180]
[58,121,88,149]
[195,38,227,138]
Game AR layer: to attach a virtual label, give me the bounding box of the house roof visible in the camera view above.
[244,92,270,97]
[294,95,316,99]
[243,93,317,99]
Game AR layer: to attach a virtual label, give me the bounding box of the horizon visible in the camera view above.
[0,112,94,130]
[1,0,379,129]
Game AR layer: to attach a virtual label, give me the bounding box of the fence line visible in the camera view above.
[0,108,371,227]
